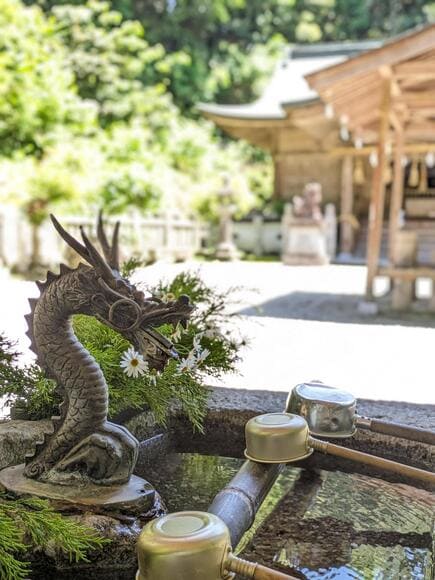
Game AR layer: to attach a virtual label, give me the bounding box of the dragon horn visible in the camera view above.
[80,226,115,282]
[50,215,90,263]
[97,211,120,271]
[111,220,120,271]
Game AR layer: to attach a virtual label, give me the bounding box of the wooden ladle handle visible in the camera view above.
[310,437,435,485]
[227,554,299,579]
[356,416,435,446]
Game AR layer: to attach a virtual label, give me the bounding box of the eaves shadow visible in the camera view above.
[238,291,435,328]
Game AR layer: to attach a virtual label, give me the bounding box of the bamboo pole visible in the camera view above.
[208,460,283,548]
[388,122,405,263]
[365,78,392,298]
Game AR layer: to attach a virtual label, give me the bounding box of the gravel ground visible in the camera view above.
[1,261,435,407]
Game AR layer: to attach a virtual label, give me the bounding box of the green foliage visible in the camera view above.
[51,0,174,126]
[78,0,432,111]
[0,494,108,580]
[100,163,162,214]
[0,0,88,157]
[0,333,59,420]
[0,271,244,430]
[1,0,265,225]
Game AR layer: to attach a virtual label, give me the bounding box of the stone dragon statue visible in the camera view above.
[24,213,193,486]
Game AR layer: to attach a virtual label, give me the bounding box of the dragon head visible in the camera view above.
[51,213,194,371]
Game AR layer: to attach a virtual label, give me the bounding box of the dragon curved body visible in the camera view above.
[24,215,192,486]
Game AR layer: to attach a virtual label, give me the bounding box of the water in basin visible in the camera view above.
[139,453,434,579]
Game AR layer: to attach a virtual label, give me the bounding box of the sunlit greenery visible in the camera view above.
[0,0,272,244]
[31,0,432,112]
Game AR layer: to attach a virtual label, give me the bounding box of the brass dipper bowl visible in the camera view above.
[136,510,297,580]
[286,381,435,445]
[286,382,356,438]
[136,511,233,580]
[244,413,435,485]
[244,413,313,463]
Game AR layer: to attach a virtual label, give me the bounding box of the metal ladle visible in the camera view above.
[136,511,298,580]
[244,413,435,485]
[286,382,435,445]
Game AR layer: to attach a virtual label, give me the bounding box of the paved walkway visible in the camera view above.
[1,262,434,406]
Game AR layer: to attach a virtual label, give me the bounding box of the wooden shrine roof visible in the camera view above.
[198,41,381,123]
[306,24,435,145]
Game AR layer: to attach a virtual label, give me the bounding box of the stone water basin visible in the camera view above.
[141,453,434,579]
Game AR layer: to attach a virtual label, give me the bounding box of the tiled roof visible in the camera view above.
[198,40,382,120]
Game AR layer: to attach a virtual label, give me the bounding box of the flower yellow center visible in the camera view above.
[131,359,139,367]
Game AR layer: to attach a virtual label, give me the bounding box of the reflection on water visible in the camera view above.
[136,454,434,578]
[139,452,243,512]
[277,544,431,579]
[303,471,433,534]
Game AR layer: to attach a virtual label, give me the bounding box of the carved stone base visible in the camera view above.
[0,464,155,514]
[215,241,240,261]
[282,221,329,266]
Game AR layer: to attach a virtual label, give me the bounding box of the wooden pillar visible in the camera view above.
[273,153,284,198]
[365,78,392,298]
[388,123,405,264]
[339,155,354,255]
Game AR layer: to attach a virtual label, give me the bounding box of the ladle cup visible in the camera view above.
[286,382,435,445]
[136,511,297,580]
[244,413,435,485]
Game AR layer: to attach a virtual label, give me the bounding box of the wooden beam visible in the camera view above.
[323,75,381,105]
[333,92,382,120]
[366,78,392,298]
[339,155,354,256]
[331,142,435,156]
[394,61,435,77]
[400,92,435,108]
[349,109,381,132]
[388,122,405,263]
[378,266,435,280]
[307,25,435,90]
[405,122,435,141]
[323,72,378,100]
[272,153,284,198]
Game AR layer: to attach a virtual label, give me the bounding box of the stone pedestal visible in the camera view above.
[282,218,329,265]
[215,240,239,261]
[0,463,156,514]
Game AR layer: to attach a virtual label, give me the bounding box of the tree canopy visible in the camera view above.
[0,0,265,230]
[28,0,434,111]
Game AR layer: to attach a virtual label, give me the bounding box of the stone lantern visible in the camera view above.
[215,175,239,261]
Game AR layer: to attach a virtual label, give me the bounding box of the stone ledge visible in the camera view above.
[1,387,433,487]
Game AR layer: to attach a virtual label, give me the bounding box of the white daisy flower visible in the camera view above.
[120,347,148,378]
[177,354,197,374]
[196,348,210,364]
[161,292,176,303]
[193,332,204,350]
